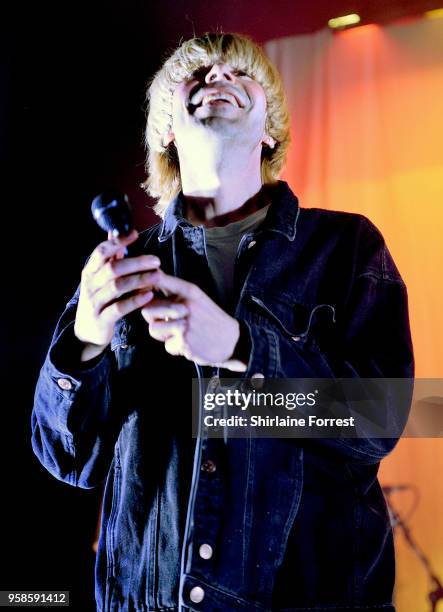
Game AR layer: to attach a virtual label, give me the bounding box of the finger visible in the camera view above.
[164,335,185,357]
[107,232,126,260]
[147,319,187,342]
[85,229,139,275]
[94,255,161,287]
[152,271,200,300]
[100,289,154,324]
[141,299,188,322]
[93,270,162,311]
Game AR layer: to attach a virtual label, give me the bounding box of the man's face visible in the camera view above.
[163,61,275,153]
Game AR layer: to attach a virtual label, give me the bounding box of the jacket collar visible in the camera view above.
[158,180,299,243]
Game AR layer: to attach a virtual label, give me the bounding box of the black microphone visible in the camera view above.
[91,191,134,237]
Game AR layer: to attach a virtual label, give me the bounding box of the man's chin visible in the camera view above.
[197,116,243,132]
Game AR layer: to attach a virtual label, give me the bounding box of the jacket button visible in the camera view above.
[199,543,213,559]
[251,372,265,389]
[201,459,217,473]
[57,378,73,391]
[189,586,205,603]
[248,240,256,249]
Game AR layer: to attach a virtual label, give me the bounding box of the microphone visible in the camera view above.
[91,191,134,237]
[382,485,411,495]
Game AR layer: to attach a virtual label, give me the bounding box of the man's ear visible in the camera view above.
[162,130,175,148]
[262,133,276,149]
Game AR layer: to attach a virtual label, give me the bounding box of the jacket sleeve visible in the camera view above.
[31,285,119,489]
[242,217,414,464]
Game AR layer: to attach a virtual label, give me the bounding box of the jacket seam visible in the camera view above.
[186,574,267,609]
[333,438,386,460]
[357,271,405,285]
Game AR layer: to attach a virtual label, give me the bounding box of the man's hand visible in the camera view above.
[74,230,161,361]
[141,270,247,371]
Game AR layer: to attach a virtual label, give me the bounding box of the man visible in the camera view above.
[32,32,414,611]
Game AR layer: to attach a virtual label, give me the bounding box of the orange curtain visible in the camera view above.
[265,16,443,612]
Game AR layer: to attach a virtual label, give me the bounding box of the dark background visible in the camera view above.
[1,0,440,609]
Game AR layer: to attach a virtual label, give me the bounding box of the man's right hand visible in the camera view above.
[74,229,161,361]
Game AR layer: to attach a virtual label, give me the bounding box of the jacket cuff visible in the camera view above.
[47,321,111,389]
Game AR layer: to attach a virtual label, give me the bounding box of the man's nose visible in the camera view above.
[205,63,234,83]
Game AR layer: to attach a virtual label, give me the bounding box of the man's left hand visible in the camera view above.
[140,270,247,371]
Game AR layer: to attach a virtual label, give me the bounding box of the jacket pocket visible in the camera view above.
[249,293,336,344]
[249,294,337,378]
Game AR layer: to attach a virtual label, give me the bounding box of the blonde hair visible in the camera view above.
[143,32,291,217]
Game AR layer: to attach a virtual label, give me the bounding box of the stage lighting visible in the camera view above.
[425,8,443,19]
[328,14,361,29]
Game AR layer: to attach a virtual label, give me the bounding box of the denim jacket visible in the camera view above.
[32,181,414,612]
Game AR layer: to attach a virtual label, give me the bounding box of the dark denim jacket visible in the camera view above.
[32,181,414,612]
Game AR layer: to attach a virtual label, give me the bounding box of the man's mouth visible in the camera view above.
[200,92,241,107]
[189,88,244,110]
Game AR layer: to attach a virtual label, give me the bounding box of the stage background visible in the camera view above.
[265,16,443,612]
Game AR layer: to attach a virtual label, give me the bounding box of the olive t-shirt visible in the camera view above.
[204,204,270,315]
